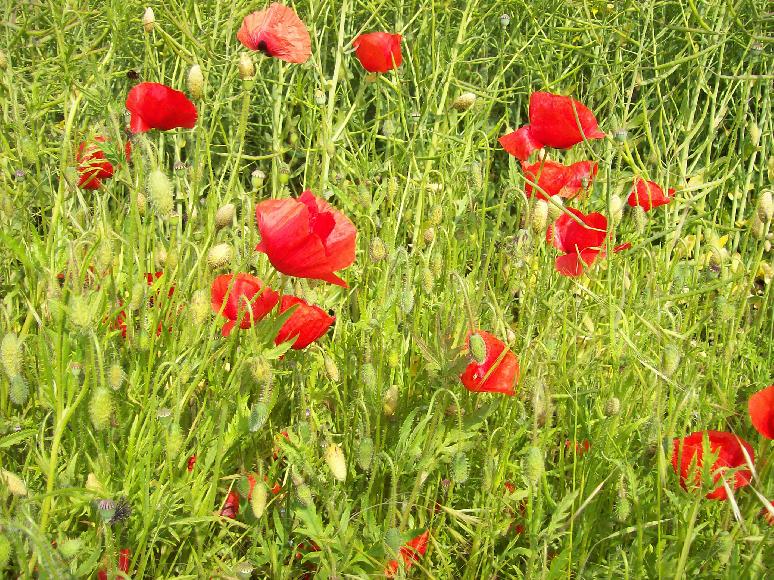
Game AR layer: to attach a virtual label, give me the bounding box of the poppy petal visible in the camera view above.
[627,179,672,211]
[126,82,198,133]
[460,331,520,395]
[352,32,402,73]
[749,385,774,439]
[500,126,543,161]
[274,295,335,349]
[528,92,605,149]
[237,3,312,64]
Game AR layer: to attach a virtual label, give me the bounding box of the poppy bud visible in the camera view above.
[251,169,266,190]
[383,384,398,416]
[431,252,443,278]
[749,121,761,147]
[188,289,209,326]
[500,13,511,28]
[421,267,434,294]
[452,453,469,483]
[615,494,630,522]
[400,284,415,314]
[468,332,487,365]
[215,203,235,229]
[387,347,400,369]
[609,194,624,224]
[187,64,204,98]
[312,355,338,385]
[633,205,647,233]
[292,471,313,506]
[147,169,173,217]
[166,423,183,460]
[452,92,477,112]
[0,50,7,70]
[136,190,147,215]
[69,294,95,331]
[142,7,155,32]
[155,247,167,269]
[369,237,388,262]
[357,436,374,471]
[751,215,766,240]
[756,190,773,223]
[423,227,435,244]
[89,387,113,430]
[0,469,27,496]
[108,363,125,390]
[360,363,376,389]
[1,332,23,378]
[245,478,266,518]
[9,375,28,406]
[525,446,544,486]
[314,89,326,106]
[661,344,680,377]
[530,200,548,233]
[428,204,444,227]
[238,53,255,80]
[604,396,621,417]
[207,243,233,269]
[547,195,564,221]
[325,443,347,482]
[95,239,114,274]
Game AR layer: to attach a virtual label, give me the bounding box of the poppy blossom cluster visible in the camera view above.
[210,273,279,337]
[459,330,520,396]
[384,530,430,577]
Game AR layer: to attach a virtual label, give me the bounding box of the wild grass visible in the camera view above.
[0,0,772,578]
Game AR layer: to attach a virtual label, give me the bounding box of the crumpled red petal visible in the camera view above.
[274,295,335,350]
[499,126,543,161]
[627,179,674,211]
[521,160,597,200]
[237,3,311,64]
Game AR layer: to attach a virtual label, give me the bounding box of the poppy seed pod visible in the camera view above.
[238,53,255,80]
[452,92,477,112]
[147,169,174,217]
[187,64,204,98]
[89,387,113,430]
[251,168,266,190]
[142,7,155,32]
[207,243,233,269]
[500,13,511,28]
[1,332,23,378]
[325,443,347,482]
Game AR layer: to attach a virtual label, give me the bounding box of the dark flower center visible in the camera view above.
[257,40,273,57]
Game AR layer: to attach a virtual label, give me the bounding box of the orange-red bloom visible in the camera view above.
[521,159,597,200]
[384,530,429,578]
[76,137,130,190]
[671,431,754,500]
[627,179,674,211]
[126,82,198,133]
[220,490,240,519]
[500,92,605,161]
[352,32,402,73]
[255,190,357,287]
[210,273,279,337]
[749,384,774,439]
[274,295,335,349]
[460,330,520,396]
[237,3,311,64]
[97,548,130,580]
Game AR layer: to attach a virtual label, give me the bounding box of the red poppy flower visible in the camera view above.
[500,92,605,161]
[459,330,520,396]
[565,439,591,456]
[126,82,198,133]
[220,490,241,519]
[671,431,754,500]
[749,384,774,440]
[274,295,335,349]
[237,3,311,64]
[187,455,197,472]
[76,137,127,190]
[255,190,357,287]
[521,160,598,200]
[546,209,629,277]
[352,32,402,73]
[210,273,279,337]
[114,271,174,338]
[97,548,130,580]
[384,530,429,578]
[627,179,674,211]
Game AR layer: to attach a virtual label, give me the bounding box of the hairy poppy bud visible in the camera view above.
[95,239,114,274]
[431,252,443,279]
[215,203,235,229]
[324,355,340,382]
[609,194,624,224]
[452,453,469,483]
[1,332,22,378]
[400,284,414,314]
[207,243,233,269]
[423,227,435,244]
[604,396,621,417]
[251,169,266,190]
[383,384,398,416]
[749,121,761,147]
[358,436,374,471]
[452,92,477,112]
[250,480,267,518]
[155,247,168,270]
[142,7,155,32]
[0,469,27,496]
[633,206,647,233]
[615,494,630,522]
[421,267,434,294]
[292,470,313,506]
[9,375,28,406]
[325,443,347,482]
[751,215,766,240]
[0,50,7,70]
[387,347,400,369]
[531,200,548,233]
[428,204,443,227]
[108,363,125,390]
[662,344,680,377]
[757,190,773,223]
[525,446,544,486]
[166,423,183,460]
[89,387,113,430]
[0,534,11,568]
[238,53,255,80]
[187,64,204,98]
[468,332,487,365]
[547,195,564,221]
[69,294,95,331]
[361,363,376,389]
[136,190,147,215]
[189,289,209,325]
[369,237,388,262]
[148,169,173,217]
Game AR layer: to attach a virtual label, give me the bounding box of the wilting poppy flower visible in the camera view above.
[459,330,520,396]
[220,490,240,519]
[521,160,598,200]
[352,32,402,73]
[126,82,198,133]
[237,3,311,64]
[76,137,131,190]
[114,271,175,338]
[500,92,605,161]
[274,295,335,349]
[749,384,774,439]
[210,273,279,337]
[255,190,357,287]
[627,179,674,211]
[97,548,130,580]
[546,209,628,277]
[385,530,430,578]
[187,455,197,472]
[671,431,754,500]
